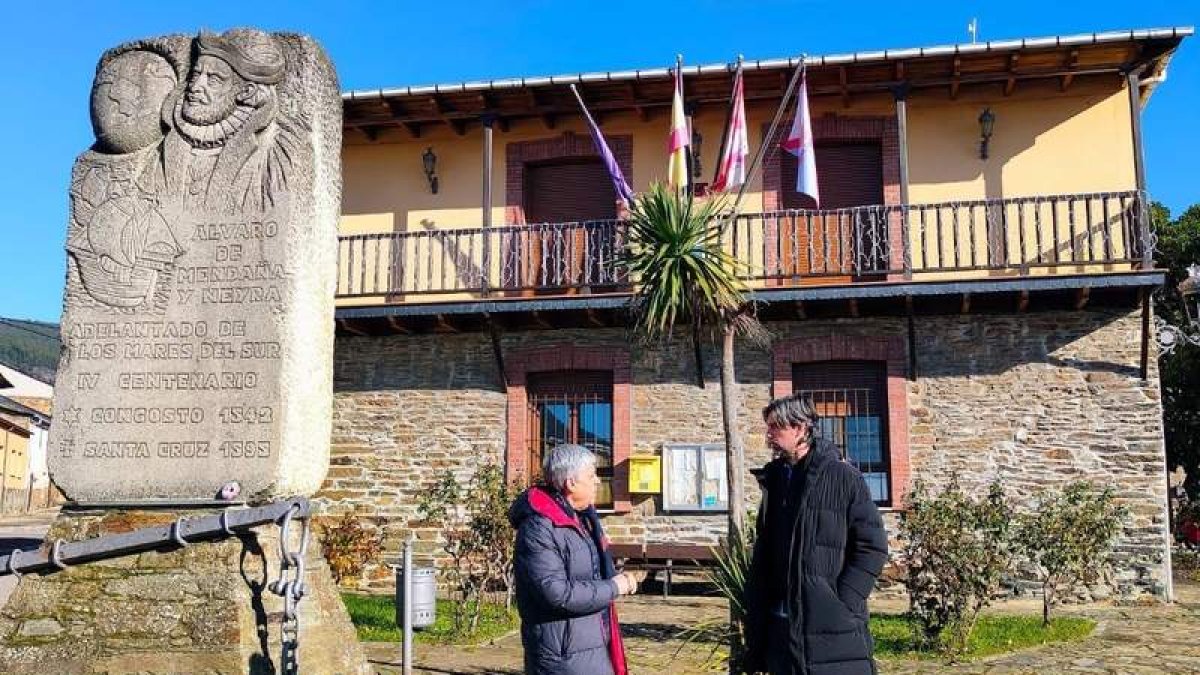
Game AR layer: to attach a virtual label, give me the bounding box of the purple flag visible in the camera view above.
[570,84,635,204]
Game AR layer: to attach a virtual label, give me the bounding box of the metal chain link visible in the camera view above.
[269,503,310,674]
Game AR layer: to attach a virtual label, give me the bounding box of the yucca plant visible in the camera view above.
[671,520,758,673]
[619,183,760,674]
[619,183,754,541]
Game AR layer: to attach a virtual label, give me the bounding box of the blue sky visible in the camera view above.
[1,0,1195,322]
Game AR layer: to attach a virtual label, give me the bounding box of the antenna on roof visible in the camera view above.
[967,18,979,44]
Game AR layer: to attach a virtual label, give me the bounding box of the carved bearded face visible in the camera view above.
[182,55,243,125]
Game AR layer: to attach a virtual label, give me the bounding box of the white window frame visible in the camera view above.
[662,443,728,512]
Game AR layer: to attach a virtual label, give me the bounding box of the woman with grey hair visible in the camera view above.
[509,444,638,674]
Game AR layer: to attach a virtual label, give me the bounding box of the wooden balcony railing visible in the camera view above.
[336,190,1152,300]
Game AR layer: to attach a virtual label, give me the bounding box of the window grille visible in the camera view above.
[793,361,891,504]
[526,370,614,507]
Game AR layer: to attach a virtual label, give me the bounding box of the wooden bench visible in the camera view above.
[609,543,718,597]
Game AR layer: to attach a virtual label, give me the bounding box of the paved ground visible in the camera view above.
[0,510,55,609]
[367,574,1200,674]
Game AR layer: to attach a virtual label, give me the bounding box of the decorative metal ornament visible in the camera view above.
[1156,264,1200,357]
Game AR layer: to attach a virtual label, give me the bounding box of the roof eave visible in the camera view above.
[341,26,1193,101]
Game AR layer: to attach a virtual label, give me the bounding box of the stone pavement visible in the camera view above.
[0,509,54,610]
[366,575,1200,674]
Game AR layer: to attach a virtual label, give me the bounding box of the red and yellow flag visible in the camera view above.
[667,58,690,191]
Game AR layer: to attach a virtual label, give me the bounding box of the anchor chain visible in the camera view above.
[269,502,311,674]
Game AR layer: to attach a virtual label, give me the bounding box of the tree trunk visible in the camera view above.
[719,319,748,674]
[1043,582,1053,627]
[720,320,747,542]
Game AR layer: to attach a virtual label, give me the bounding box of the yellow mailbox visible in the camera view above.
[628,456,662,493]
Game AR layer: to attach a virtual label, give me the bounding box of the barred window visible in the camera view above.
[792,361,891,504]
[526,370,614,508]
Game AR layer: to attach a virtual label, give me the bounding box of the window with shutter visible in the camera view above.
[527,370,614,508]
[792,361,891,504]
[525,159,618,224]
[777,141,888,282]
[505,159,620,294]
[782,141,884,210]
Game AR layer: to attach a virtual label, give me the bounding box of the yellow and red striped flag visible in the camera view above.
[667,57,690,192]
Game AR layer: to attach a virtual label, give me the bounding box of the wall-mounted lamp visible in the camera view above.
[691,127,703,179]
[978,108,996,160]
[422,147,439,194]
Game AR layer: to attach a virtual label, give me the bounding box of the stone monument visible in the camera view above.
[0,29,369,673]
[52,28,339,502]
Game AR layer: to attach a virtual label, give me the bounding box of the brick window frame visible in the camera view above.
[505,344,633,512]
[761,115,905,278]
[772,335,911,506]
[505,132,634,225]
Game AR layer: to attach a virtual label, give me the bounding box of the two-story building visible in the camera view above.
[320,27,1190,599]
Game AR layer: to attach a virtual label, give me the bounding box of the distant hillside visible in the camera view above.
[0,317,60,384]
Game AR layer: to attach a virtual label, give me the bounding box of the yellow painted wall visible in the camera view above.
[338,77,1140,299]
[0,422,30,491]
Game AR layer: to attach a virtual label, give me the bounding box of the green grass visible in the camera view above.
[341,594,518,645]
[870,613,1096,660]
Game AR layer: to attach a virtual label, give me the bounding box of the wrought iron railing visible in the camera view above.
[335,190,1151,299]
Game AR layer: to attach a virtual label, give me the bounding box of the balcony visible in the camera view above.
[337,191,1155,312]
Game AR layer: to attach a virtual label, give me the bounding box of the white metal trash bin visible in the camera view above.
[394,566,437,629]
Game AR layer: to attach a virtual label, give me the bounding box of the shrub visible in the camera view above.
[318,512,384,586]
[1015,481,1126,625]
[899,478,1015,655]
[417,464,517,634]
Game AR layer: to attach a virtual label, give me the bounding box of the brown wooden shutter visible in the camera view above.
[525,159,618,223]
[782,141,884,210]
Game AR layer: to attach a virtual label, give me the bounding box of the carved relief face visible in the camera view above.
[90,50,176,154]
[182,55,243,125]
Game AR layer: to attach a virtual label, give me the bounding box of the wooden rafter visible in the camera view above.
[624,83,648,122]
[1074,287,1091,310]
[1061,48,1080,92]
[838,65,850,108]
[950,57,962,99]
[336,318,369,337]
[541,114,557,130]
[385,99,407,118]
[960,292,971,314]
[359,126,380,142]
[895,61,906,81]
[386,316,412,334]
[794,300,806,320]
[585,309,605,327]
[1017,290,1030,312]
[434,314,459,333]
[1004,53,1020,96]
[401,122,421,139]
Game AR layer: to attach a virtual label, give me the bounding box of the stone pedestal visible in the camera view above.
[0,508,369,673]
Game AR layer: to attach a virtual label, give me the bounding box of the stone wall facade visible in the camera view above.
[320,308,1170,599]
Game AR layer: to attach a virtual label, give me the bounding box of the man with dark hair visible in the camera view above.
[744,393,889,675]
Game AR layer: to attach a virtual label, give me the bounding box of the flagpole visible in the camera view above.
[723,55,807,231]
[710,55,742,187]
